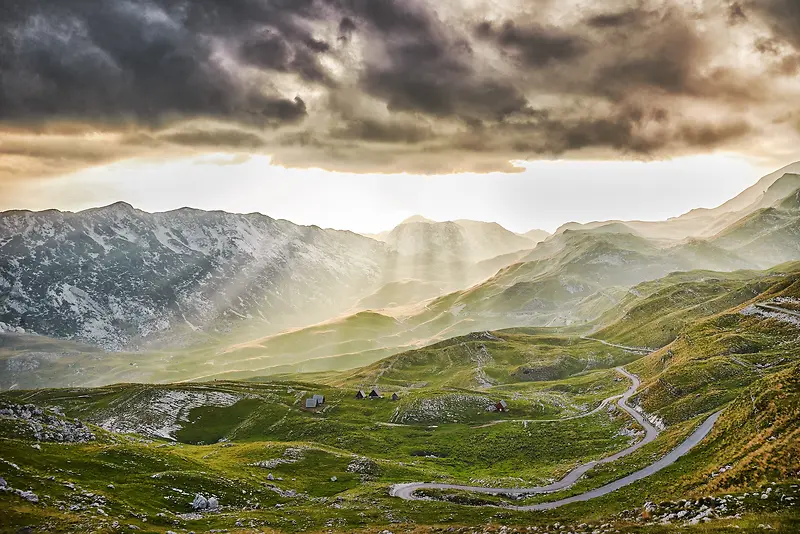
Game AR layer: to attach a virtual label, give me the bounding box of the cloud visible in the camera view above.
[474,20,586,67]
[148,124,269,149]
[0,1,314,125]
[0,0,798,181]
[748,0,800,48]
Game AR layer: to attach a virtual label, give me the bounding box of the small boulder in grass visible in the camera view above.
[15,490,39,503]
[191,494,208,511]
[207,497,219,510]
[330,476,337,482]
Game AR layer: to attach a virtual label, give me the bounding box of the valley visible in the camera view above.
[1,163,800,533]
[1,258,799,533]
[4,167,800,389]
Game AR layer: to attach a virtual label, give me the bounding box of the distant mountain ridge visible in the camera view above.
[1,162,800,376]
[0,202,390,350]
[383,220,533,262]
[551,162,800,241]
[199,179,800,378]
[368,216,549,261]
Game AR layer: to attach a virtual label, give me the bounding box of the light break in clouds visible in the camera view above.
[2,153,766,234]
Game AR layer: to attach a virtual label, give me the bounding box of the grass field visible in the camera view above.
[2,264,800,533]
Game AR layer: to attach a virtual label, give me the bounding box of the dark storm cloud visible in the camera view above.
[0,0,797,179]
[349,1,529,121]
[467,105,752,158]
[150,125,268,149]
[727,3,747,24]
[586,8,653,28]
[333,118,433,144]
[746,1,800,76]
[338,17,357,42]
[589,9,699,94]
[749,0,800,47]
[0,0,319,125]
[475,20,586,67]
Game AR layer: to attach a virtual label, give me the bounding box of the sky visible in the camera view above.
[2,0,800,231]
[0,152,776,233]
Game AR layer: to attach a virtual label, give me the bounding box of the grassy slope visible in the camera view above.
[2,247,800,532]
[335,332,641,389]
[593,262,799,349]
[627,268,800,425]
[2,262,800,531]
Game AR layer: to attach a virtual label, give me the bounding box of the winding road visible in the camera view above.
[391,367,723,510]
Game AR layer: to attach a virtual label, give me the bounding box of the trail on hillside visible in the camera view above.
[471,388,624,429]
[391,367,723,510]
[755,303,800,319]
[580,336,652,353]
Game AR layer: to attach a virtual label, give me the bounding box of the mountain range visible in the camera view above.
[2,163,800,388]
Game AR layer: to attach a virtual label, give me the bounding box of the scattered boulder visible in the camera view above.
[207,497,219,510]
[0,402,95,443]
[191,494,208,511]
[347,456,379,477]
[15,490,39,503]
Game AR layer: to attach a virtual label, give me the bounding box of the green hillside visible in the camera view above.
[2,258,800,532]
[337,331,639,390]
[628,273,800,424]
[593,263,799,349]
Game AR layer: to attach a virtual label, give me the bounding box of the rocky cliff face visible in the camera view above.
[0,203,389,350]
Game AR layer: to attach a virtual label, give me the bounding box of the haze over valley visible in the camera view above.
[3,162,800,388]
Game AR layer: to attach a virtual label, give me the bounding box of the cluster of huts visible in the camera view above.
[304,393,325,409]
[304,389,402,410]
[355,389,399,401]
